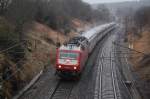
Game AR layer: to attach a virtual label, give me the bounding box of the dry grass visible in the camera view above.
[27,22,73,44]
[130,31,150,80]
[19,20,82,81]
[0,54,5,72]
[71,19,85,28]
[0,19,87,98]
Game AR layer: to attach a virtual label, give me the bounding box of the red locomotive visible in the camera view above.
[55,23,116,78]
[56,37,89,77]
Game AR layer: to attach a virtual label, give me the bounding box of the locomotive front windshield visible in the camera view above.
[59,51,79,60]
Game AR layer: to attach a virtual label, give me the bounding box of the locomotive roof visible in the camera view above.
[59,45,81,51]
[67,36,87,45]
[60,36,87,51]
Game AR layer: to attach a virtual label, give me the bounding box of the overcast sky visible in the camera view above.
[82,0,139,4]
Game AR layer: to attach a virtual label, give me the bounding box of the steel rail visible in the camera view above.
[99,51,104,99]
[49,81,61,99]
[49,80,74,99]
[114,41,133,99]
[110,52,118,99]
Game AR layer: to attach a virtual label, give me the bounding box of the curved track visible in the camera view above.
[94,33,122,99]
[114,30,141,99]
[20,27,133,99]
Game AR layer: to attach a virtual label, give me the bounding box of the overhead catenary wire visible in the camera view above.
[113,41,148,56]
[0,41,27,82]
[2,56,27,81]
[1,45,44,82]
[0,41,26,54]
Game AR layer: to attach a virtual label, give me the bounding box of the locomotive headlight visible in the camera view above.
[58,65,62,68]
[74,67,77,70]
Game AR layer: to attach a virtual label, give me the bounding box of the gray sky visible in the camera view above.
[82,0,139,4]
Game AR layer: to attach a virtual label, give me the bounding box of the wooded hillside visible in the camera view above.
[0,0,111,98]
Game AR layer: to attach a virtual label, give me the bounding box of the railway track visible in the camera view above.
[114,37,141,99]
[113,40,132,99]
[94,34,122,99]
[49,80,76,99]
[112,28,142,99]
[110,53,118,99]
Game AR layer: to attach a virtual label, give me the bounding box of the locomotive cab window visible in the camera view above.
[59,51,79,59]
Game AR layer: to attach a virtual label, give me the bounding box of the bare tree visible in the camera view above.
[134,6,150,33]
[6,0,38,41]
[0,0,10,15]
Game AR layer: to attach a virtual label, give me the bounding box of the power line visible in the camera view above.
[2,57,26,81]
[113,41,148,56]
[0,41,26,54]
